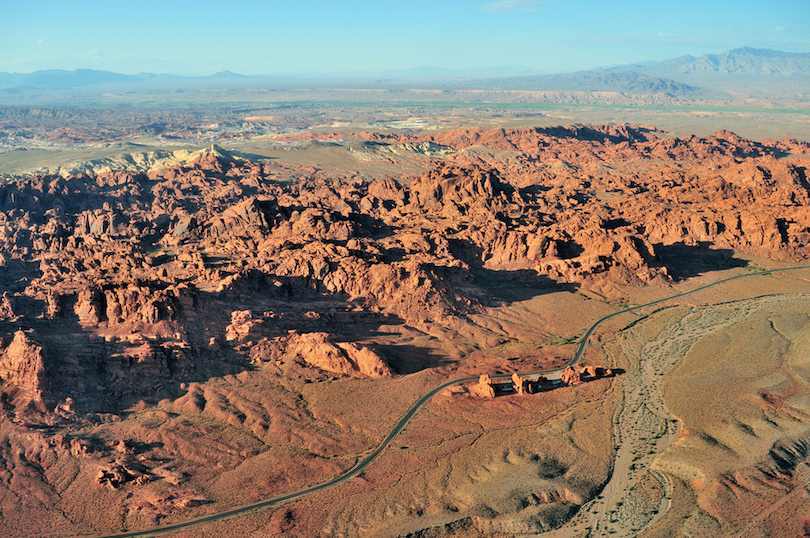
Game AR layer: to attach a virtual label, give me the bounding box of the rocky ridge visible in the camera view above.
[0,125,808,410]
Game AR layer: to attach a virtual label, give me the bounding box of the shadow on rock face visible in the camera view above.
[473,267,580,305]
[376,343,458,375]
[655,242,748,281]
[447,236,580,305]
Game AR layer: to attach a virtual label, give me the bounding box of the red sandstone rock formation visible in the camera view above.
[0,123,806,535]
[0,124,806,409]
[561,366,582,386]
[225,310,267,342]
[578,365,599,378]
[0,292,14,320]
[512,372,533,394]
[0,331,48,399]
[73,282,190,327]
[96,462,150,488]
[253,332,392,378]
[474,374,496,398]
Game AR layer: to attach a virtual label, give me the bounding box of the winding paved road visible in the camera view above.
[92,265,810,538]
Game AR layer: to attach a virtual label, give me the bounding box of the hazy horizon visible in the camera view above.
[3,0,808,77]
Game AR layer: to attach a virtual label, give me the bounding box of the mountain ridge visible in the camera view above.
[1,48,807,98]
[458,69,702,97]
[639,47,810,76]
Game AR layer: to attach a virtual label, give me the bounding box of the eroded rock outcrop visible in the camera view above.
[0,331,48,399]
[0,124,807,408]
[512,372,533,395]
[473,374,496,398]
[578,365,598,378]
[0,292,14,320]
[560,366,582,386]
[253,332,392,378]
[73,282,193,328]
[96,462,150,488]
[225,310,267,342]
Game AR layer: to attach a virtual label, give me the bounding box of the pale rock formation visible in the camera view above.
[0,292,14,320]
[512,372,532,394]
[578,364,598,378]
[474,374,496,398]
[561,366,582,386]
[255,332,392,378]
[0,330,48,398]
[225,310,265,342]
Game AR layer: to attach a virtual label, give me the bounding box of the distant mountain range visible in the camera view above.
[635,47,810,76]
[0,48,808,98]
[0,69,242,91]
[458,69,701,97]
[0,69,142,91]
[0,66,537,92]
[461,48,810,97]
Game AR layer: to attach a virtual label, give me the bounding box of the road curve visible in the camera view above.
[91,265,810,538]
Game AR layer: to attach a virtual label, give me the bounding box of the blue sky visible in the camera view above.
[2,0,808,75]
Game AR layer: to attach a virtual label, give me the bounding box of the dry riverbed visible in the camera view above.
[543,288,810,537]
